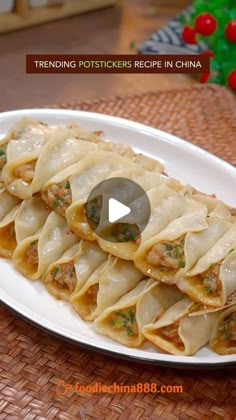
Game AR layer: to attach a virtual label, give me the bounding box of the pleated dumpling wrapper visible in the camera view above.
[12,211,77,280]
[131,154,164,174]
[0,197,51,258]
[209,200,236,222]
[0,205,20,258]
[209,304,236,354]
[0,118,38,172]
[30,127,103,196]
[43,240,108,301]
[70,255,144,321]
[143,296,220,355]
[14,197,51,243]
[178,222,236,307]
[94,171,185,260]
[183,189,236,222]
[133,194,209,281]
[2,119,60,199]
[94,279,183,347]
[0,190,21,222]
[42,151,133,235]
[2,125,104,200]
[65,152,172,241]
[110,165,183,192]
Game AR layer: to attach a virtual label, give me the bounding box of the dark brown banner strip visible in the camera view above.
[26,54,209,74]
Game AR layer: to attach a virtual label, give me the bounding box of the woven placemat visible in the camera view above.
[1,84,236,420]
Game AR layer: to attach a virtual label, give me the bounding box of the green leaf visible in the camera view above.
[204,286,212,294]
[178,260,185,268]
[126,326,133,335]
[65,180,70,189]
[53,198,60,208]
[175,246,180,258]
[111,319,124,328]
[53,266,59,277]
[114,311,127,320]
[0,148,5,156]
[128,308,136,323]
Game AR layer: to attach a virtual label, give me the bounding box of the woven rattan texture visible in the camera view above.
[0,85,236,420]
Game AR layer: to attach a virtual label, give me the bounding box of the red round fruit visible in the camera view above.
[182,25,196,44]
[195,13,217,36]
[201,50,214,58]
[227,70,236,90]
[225,20,236,42]
[200,73,210,84]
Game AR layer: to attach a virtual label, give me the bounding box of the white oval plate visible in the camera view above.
[1,109,236,368]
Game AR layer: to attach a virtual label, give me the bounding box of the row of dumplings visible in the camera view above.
[0,118,235,355]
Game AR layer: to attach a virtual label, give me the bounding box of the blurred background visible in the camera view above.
[0,0,197,110]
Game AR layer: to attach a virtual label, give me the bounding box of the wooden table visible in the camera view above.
[0,0,195,110]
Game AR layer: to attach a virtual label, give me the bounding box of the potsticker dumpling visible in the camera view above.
[43,240,108,301]
[0,197,51,258]
[30,128,101,196]
[15,197,51,243]
[94,279,183,347]
[70,256,144,321]
[12,212,77,280]
[0,205,19,258]
[132,154,164,174]
[0,118,36,171]
[93,167,185,260]
[209,305,236,355]
[3,125,103,200]
[42,151,134,237]
[2,119,60,199]
[143,296,220,355]
[133,194,208,279]
[96,185,189,261]
[0,190,21,222]
[178,223,236,307]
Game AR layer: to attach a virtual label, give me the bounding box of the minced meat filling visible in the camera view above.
[201,264,221,295]
[218,313,236,342]
[25,241,38,265]
[7,223,16,239]
[146,237,185,270]
[112,223,140,242]
[160,322,184,348]
[110,306,138,336]
[87,284,99,304]
[84,196,141,242]
[15,160,37,182]
[0,144,7,168]
[0,222,16,256]
[42,180,72,216]
[84,195,103,228]
[45,261,77,292]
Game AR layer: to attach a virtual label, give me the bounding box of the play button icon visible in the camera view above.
[108,198,131,223]
[84,177,151,243]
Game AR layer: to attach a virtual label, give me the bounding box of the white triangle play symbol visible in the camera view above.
[108,198,131,223]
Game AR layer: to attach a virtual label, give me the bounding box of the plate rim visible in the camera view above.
[1,298,236,370]
[1,107,236,368]
[1,107,235,174]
